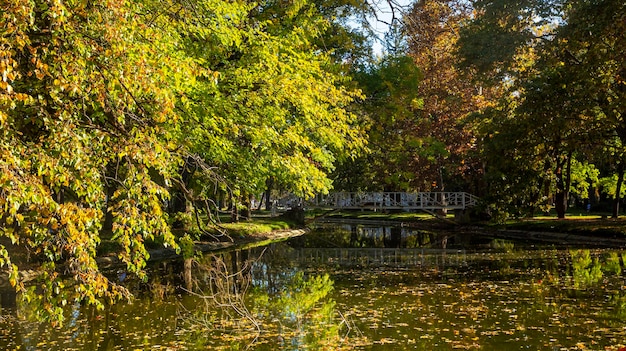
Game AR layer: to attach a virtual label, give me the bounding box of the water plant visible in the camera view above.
[491,239,515,253]
[603,251,622,275]
[569,249,603,289]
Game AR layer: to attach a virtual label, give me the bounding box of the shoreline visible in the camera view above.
[314,214,626,248]
[0,228,309,288]
[96,227,310,269]
[5,214,626,288]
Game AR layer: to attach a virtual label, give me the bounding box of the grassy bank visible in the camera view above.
[217,217,295,237]
[310,209,626,239]
[96,212,298,257]
[497,217,626,238]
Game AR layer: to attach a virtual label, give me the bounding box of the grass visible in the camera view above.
[95,213,297,257]
[217,218,294,237]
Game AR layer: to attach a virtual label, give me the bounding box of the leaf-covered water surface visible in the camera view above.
[1,248,626,350]
[331,250,626,350]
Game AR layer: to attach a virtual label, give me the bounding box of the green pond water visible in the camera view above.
[1,225,626,350]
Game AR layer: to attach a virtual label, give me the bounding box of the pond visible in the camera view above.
[2,224,626,350]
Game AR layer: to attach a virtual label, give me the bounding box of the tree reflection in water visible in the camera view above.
[179,249,356,350]
[5,245,626,350]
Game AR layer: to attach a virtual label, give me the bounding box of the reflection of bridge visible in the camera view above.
[290,248,467,268]
[301,192,479,211]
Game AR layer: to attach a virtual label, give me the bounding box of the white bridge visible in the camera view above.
[281,192,479,211]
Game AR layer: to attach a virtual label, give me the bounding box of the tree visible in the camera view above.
[334,1,496,194]
[0,0,367,322]
[457,0,626,218]
[403,0,496,194]
[334,53,424,191]
[171,0,367,218]
[1,0,189,322]
[554,0,626,217]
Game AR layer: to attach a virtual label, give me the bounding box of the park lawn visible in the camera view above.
[217,218,295,238]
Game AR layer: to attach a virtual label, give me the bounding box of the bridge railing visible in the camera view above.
[306,192,479,210]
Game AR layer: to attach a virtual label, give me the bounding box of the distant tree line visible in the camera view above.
[337,0,626,221]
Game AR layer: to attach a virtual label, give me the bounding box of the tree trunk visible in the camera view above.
[230,198,239,222]
[565,150,573,206]
[555,192,567,219]
[184,258,193,291]
[256,192,264,210]
[436,165,447,217]
[217,190,225,210]
[264,177,274,211]
[555,165,567,219]
[612,162,625,218]
[241,194,252,221]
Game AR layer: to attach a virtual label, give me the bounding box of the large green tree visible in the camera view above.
[458,0,625,218]
[1,0,186,321]
[0,0,366,322]
[334,54,424,192]
[170,0,368,219]
[555,0,626,217]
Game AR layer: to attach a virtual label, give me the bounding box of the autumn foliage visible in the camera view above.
[0,0,365,322]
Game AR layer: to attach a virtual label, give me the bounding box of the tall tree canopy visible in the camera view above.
[0,0,366,322]
[334,53,423,191]
[334,0,499,194]
[404,0,497,193]
[458,0,626,218]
